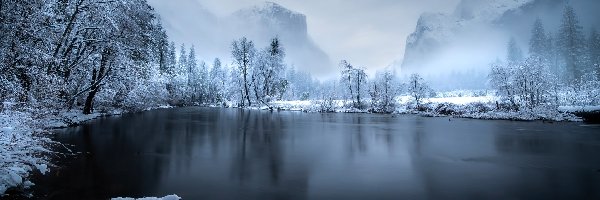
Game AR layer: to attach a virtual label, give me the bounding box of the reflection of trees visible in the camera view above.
[406,116,438,199]
[347,115,367,155]
[230,109,309,199]
[492,123,600,199]
[39,110,175,199]
[341,114,403,162]
[37,108,315,199]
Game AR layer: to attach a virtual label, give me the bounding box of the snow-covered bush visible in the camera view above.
[0,110,51,195]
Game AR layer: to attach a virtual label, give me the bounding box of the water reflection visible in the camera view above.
[29,108,600,200]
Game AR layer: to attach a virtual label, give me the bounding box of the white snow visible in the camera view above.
[1,110,51,195]
[426,96,496,105]
[111,194,181,200]
[264,90,584,122]
[558,106,600,113]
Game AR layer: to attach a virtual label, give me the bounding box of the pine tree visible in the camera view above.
[209,58,226,103]
[558,5,586,84]
[507,37,524,63]
[340,60,354,104]
[529,18,549,60]
[165,42,177,76]
[178,44,188,75]
[589,29,600,78]
[187,46,198,103]
[264,37,286,100]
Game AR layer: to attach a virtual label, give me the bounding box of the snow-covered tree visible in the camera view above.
[340,60,354,103]
[489,57,557,110]
[353,67,368,109]
[558,5,586,84]
[507,37,524,64]
[187,46,198,103]
[208,58,227,104]
[339,60,367,108]
[283,67,315,101]
[407,73,431,107]
[231,37,256,107]
[529,19,550,61]
[588,29,600,79]
[260,37,287,101]
[489,62,518,109]
[370,69,398,113]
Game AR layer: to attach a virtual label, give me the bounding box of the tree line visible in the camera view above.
[0,0,436,115]
[490,5,600,109]
[0,1,322,114]
[0,0,169,114]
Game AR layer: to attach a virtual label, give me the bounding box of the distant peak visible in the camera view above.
[262,1,282,8]
[253,1,293,13]
[233,1,304,19]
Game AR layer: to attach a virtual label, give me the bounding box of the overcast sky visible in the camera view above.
[149,0,461,73]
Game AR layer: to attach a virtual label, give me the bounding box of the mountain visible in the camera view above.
[229,2,332,76]
[399,0,600,76]
[148,1,332,77]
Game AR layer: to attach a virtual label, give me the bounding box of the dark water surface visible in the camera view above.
[31,107,600,199]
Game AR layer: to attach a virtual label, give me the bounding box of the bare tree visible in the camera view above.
[232,37,256,107]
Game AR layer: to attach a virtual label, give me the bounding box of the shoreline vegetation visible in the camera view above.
[1,94,598,197]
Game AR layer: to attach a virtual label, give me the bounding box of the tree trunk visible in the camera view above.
[243,63,251,107]
[83,87,98,114]
[83,48,111,114]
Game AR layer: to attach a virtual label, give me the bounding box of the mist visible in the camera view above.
[147,0,461,79]
[400,0,600,90]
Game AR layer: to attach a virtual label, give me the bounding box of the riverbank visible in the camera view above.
[0,108,109,196]
[1,99,596,196]
[0,105,173,196]
[25,107,600,199]
[266,96,588,122]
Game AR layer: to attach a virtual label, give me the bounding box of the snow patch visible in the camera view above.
[558,106,600,113]
[111,194,181,200]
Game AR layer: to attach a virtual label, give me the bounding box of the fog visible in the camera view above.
[399,0,600,90]
[147,0,460,79]
[149,0,600,85]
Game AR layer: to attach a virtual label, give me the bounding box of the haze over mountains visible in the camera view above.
[149,1,332,77]
[150,0,599,87]
[400,0,600,76]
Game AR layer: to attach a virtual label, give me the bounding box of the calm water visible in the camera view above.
[30,107,600,199]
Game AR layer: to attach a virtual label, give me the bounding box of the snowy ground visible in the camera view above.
[0,110,52,195]
[111,194,181,200]
[266,90,589,122]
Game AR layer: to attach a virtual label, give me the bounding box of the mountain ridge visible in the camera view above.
[148,1,333,76]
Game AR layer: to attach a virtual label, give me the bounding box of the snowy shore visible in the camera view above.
[0,105,173,196]
[268,93,589,122]
[1,92,597,196]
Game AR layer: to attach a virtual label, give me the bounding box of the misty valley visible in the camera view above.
[1,0,600,200]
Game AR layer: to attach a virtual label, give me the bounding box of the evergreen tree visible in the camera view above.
[263,37,286,100]
[589,29,600,78]
[558,5,586,84]
[165,42,177,76]
[529,18,549,60]
[187,46,198,102]
[209,58,226,103]
[507,37,524,63]
[178,44,188,75]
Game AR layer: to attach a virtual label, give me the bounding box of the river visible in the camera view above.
[30,107,600,199]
